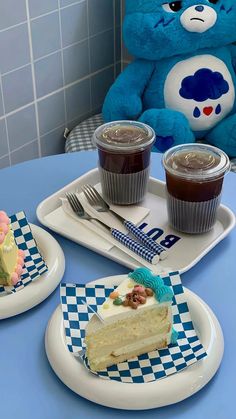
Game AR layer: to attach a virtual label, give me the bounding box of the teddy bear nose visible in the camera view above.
[195,5,204,12]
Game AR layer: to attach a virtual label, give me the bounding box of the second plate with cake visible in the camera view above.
[0,224,65,320]
[45,273,224,410]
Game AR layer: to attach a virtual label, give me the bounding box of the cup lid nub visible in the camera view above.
[93,121,155,152]
[162,143,231,181]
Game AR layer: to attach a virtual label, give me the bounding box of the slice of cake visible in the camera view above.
[85,268,178,372]
[0,211,25,286]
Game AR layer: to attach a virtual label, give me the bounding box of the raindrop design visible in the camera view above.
[193,107,201,118]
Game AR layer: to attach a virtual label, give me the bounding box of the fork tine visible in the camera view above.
[87,184,108,208]
[70,193,84,213]
[86,185,109,211]
[82,186,95,206]
[88,185,110,211]
[85,185,99,203]
[66,193,77,212]
[68,193,78,211]
[83,185,97,201]
[67,192,83,214]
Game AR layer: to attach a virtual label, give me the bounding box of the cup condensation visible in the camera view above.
[162,144,230,234]
[93,121,156,205]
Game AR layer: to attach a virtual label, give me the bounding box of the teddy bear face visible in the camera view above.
[123,0,236,60]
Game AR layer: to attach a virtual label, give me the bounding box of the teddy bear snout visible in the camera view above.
[195,5,204,12]
[180,5,217,33]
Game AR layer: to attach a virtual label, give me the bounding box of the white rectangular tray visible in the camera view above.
[37,168,235,274]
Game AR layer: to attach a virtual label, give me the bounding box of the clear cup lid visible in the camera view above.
[162,143,231,181]
[93,121,155,152]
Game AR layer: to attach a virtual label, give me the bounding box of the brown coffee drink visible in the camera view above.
[163,144,230,234]
[93,122,155,205]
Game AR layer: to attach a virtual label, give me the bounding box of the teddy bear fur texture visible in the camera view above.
[103,0,236,157]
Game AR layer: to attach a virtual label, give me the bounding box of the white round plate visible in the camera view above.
[0,224,65,320]
[45,274,224,410]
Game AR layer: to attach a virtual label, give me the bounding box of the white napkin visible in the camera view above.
[44,194,150,256]
[62,192,150,233]
[60,194,158,269]
[44,205,113,252]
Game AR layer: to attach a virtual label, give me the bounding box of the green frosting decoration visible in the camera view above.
[113,297,123,306]
[156,286,174,303]
[129,268,173,304]
[128,267,152,285]
[171,327,179,345]
[0,263,9,284]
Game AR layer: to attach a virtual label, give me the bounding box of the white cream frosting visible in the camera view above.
[111,331,171,357]
[98,277,169,324]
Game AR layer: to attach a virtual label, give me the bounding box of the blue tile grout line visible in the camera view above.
[25,0,42,159]
[58,0,68,127]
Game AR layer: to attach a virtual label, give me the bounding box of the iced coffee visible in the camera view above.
[162,144,230,234]
[93,121,155,205]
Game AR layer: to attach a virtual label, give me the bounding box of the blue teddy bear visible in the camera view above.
[103,0,236,157]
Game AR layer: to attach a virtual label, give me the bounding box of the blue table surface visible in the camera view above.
[0,151,235,419]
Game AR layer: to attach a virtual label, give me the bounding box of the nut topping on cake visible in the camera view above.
[129,267,174,303]
[121,285,154,309]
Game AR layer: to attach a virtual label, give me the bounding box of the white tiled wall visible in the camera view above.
[0,0,121,168]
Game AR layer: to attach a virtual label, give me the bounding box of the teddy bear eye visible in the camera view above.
[208,0,219,4]
[162,2,183,13]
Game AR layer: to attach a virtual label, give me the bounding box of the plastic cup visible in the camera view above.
[93,121,155,205]
[162,143,231,234]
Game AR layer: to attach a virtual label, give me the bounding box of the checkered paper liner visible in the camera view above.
[0,211,48,296]
[60,271,207,384]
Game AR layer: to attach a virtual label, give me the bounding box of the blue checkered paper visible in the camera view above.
[60,272,207,384]
[0,211,48,296]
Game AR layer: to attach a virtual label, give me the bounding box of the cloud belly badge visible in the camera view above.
[164,55,235,132]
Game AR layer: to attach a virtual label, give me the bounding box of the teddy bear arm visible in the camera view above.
[102,59,155,122]
[205,113,236,158]
[139,108,195,153]
[229,44,236,74]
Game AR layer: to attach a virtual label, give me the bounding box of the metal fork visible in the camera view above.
[66,192,159,265]
[81,184,167,260]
